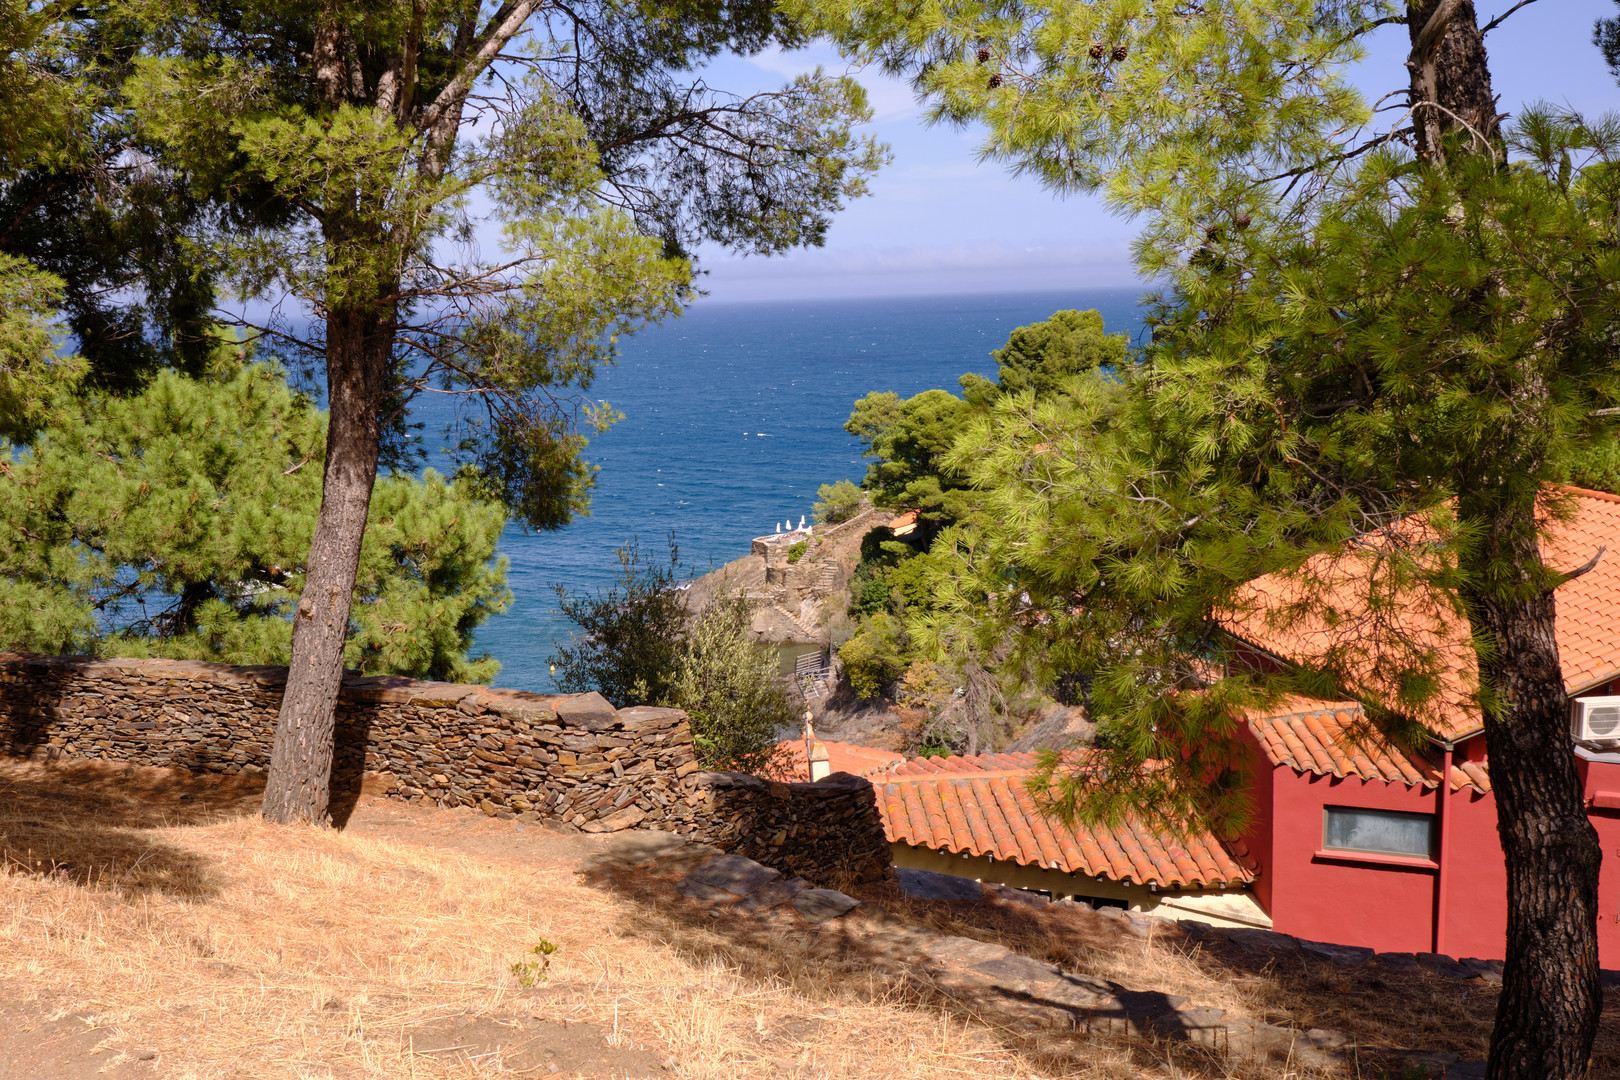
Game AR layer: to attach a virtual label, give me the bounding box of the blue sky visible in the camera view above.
[693,1,1620,303]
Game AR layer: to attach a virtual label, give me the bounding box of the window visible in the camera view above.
[1323,806,1436,860]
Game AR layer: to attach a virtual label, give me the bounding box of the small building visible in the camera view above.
[1227,485,1620,962]
[873,751,1267,927]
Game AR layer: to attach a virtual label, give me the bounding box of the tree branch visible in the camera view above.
[1480,0,1539,36]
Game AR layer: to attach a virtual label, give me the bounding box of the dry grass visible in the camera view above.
[0,760,1108,1079]
[3,758,1616,1080]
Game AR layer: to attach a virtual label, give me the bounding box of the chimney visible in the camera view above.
[808,740,831,782]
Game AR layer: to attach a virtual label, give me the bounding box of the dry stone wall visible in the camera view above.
[0,653,704,831]
[691,770,895,888]
[0,654,894,879]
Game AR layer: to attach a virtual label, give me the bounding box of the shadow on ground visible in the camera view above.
[580,837,1256,1080]
[0,760,264,900]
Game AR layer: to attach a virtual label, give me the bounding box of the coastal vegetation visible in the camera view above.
[0,0,885,825]
[0,358,510,683]
[550,538,792,774]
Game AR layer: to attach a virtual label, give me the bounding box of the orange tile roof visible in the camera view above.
[1223,486,1620,742]
[770,739,906,781]
[1247,698,1490,793]
[874,751,1254,889]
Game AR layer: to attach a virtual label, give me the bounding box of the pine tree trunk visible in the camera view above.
[261,303,392,825]
[1463,535,1603,1080]
[1464,518,1600,1075]
[1404,4,1602,1073]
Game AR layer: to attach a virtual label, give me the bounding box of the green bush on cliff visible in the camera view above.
[811,479,863,525]
[839,613,907,700]
[551,544,793,773]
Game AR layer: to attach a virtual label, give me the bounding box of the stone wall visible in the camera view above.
[0,654,895,885]
[0,653,703,833]
[691,770,895,888]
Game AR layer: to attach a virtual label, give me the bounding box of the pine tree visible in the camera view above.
[0,360,511,682]
[793,0,1616,1073]
[122,0,886,823]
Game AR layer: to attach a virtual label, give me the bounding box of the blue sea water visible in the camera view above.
[410,288,1148,691]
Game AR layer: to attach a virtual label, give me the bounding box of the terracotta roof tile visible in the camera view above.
[1224,486,1620,742]
[770,739,905,781]
[1247,697,1490,794]
[875,752,1253,889]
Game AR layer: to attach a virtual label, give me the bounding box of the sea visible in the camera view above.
[407,288,1149,691]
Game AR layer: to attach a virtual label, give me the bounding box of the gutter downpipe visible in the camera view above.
[1433,738,1455,956]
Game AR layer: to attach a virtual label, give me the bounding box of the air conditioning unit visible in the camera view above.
[1573,696,1620,744]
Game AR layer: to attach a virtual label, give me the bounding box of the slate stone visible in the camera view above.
[984,883,1049,908]
[1223,1019,1333,1065]
[1305,1027,1353,1049]
[791,888,860,923]
[1601,968,1620,990]
[1299,938,1374,967]
[684,853,782,897]
[1375,951,1421,971]
[896,866,985,902]
[924,935,1010,967]
[1177,919,1216,939]
[676,878,735,902]
[1149,1006,1226,1042]
[1445,1061,1488,1079]
[1417,952,1477,980]
[1110,990,1190,1019]
[1041,973,1118,1008]
[734,877,807,914]
[1227,928,1299,955]
[970,952,1065,993]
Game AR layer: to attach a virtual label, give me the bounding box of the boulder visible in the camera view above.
[896,867,984,902]
[683,854,781,898]
[1299,938,1374,967]
[791,888,860,923]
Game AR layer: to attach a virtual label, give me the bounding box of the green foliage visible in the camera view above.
[924,113,1620,834]
[674,595,795,774]
[550,537,687,707]
[1598,2,1620,84]
[511,938,559,987]
[838,613,907,700]
[786,540,808,564]
[960,309,1128,405]
[845,387,974,522]
[787,0,1372,279]
[811,478,864,524]
[552,544,794,772]
[0,364,510,681]
[0,253,84,441]
[118,0,888,530]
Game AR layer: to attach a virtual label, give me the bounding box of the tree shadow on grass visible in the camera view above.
[0,758,264,901]
[579,844,1255,1080]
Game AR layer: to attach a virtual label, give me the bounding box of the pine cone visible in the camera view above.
[1089,42,1105,60]
[987,73,1003,89]
[1111,45,1128,62]
[1234,211,1252,230]
[977,47,990,64]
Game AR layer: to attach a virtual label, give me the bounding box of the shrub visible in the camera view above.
[838,614,906,700]
[811,479,863,525]
[674,594,795,774]
[786,540,807,563]
[549,535,686,704]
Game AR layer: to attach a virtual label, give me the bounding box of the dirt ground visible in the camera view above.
[2,757,1617,1079]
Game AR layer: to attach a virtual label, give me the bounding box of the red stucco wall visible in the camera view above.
[1242,731,1620,964]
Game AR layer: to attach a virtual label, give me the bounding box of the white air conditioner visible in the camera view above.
[1573,696,1620,744]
